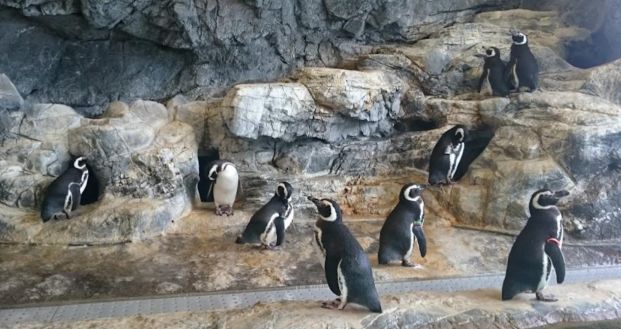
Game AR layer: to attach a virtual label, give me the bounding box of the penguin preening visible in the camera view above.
[502,189,569,302]
[308,196,382,313]
[476,47,511,97]
[428,125,495,185]
[199,160,241,216]
[41,157,90,222]
[428,125,467,185]
[236,182,294,249]
[379,183,427,267]
[507,29,539,92]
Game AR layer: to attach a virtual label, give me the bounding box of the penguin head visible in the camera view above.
[276,181,294,202]
[207,161,232,181]
[453,125,467,144]
[529,189,570,211]
[401,183,426,202]
[307,196,341,223]
[511,30,528,45]
[476,47,500,59]
[73,157,87,170]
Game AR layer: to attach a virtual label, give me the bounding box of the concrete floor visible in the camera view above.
[1,209,620,306]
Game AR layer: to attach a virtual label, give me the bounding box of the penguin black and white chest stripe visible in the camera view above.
[379,183,428,267]
[236,182,294,249]
[428,125,466,185]
[200,160,241,216]
[507,30,539,92]
[476,47,511,97]
[308,196,382,313]
[502,189,569,302]
[41,157,90,222]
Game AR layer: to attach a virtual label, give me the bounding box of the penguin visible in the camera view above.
[475,47,511,97]
[378,183,427,267]
[428,125,467,185]
[199,160,241,216]
[502,189,569,302]
[507,29,539,92]
[41,157,89,222]
[236,182,294,249]
[308,196,382,313]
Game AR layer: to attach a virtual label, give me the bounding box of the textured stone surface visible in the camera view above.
[0,79,198,244]
[0,73,23,111]
[1,208,619,305]
[4,279,621,328]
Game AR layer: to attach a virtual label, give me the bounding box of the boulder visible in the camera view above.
[0,73,23,111]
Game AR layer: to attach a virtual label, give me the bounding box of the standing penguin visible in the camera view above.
[476,47,511,97]
[199,160,241,216]
[378,183,427,267]
[507,29,539,92]
[502,189,569,302]
[428,125,467,185]
[236,182,294,249]
[41,157,90,222]
[308,196,382,313]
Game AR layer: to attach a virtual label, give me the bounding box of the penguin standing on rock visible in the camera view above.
[502,189,569,302]
[236,182,294,249]
[476,47,511,97]
[378,183,427,267]
[41,157,90,222]
[308,196,382,313]
[428,125,467,185]
[199,160,241,216]
[507,29,539,92]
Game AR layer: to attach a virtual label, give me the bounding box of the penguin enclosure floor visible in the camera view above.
[1,209,620,306]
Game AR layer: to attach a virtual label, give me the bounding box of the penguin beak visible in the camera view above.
[474,53,486,58]
[307,196,322,208]
[554,190,570,198]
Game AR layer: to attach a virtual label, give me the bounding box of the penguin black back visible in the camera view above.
[309,197,382,313]
[428,125,467,185]
[379,183,427,267]
[502,189,568,302]
[508,30,539,92]
[477,47,511,97]
[41,157,89,222]
[236,182,293,246]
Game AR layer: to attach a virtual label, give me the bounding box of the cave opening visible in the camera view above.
[197,149,220,202]
[564,29,620,69]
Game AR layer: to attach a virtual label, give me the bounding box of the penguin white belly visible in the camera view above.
[337,260,348,308]
[404,223,414,260]
[448,143,464,180]
[260,213,280,246]
[536,255,550,292]
[485,69,493,95]
[313,225,326,268]
[79,171,89,193]
[213,168,238,206]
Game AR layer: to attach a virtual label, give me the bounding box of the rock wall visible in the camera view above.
[1,7,621,244]
[0,0,525,115]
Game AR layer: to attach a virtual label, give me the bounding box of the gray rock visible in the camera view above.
[0,74,23,111]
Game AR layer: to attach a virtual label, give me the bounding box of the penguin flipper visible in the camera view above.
[545,241,565,284]
[69,183,82,211]
[340,255,382,313]
[477,67,488,93]
[325,256,341,296]
[413,225,427,258]
[235,178,243,202]
[274,216,285,246]
[452,127,495,181]
[198,179,215,202]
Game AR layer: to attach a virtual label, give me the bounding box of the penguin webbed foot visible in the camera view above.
[321,298,342,310]
[535,291,558,302]
[215,205,234,216]
[401,259,417,267]
[261,243,281,251]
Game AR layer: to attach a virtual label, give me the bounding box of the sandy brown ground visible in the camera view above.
[1,209,620,305]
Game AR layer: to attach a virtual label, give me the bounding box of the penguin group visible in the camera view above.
[476,29,539,96]
[38,29,568,312]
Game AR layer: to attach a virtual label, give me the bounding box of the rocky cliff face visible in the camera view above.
[1,4,620,244]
